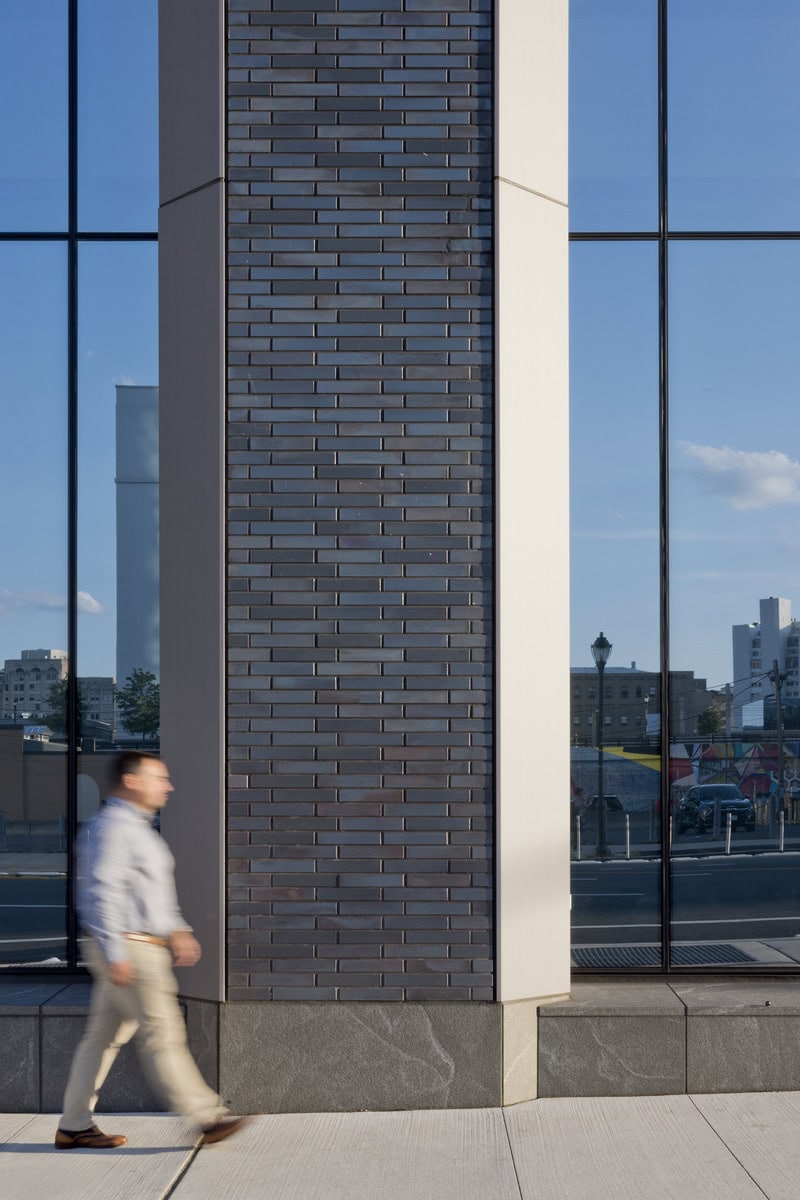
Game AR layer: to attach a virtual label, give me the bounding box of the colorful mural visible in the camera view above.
[570,740,800,813]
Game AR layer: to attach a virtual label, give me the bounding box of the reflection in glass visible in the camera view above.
[0,1,68,230]
[78,243,159,750]
[670,0,800,230]
[0,244,68,965]
[78,0,158,231]
[569,0,657,232]
[669,241,800,965]
[569,243,662,965]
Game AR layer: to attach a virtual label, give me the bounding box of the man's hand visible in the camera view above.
[109,959,134,986]
[169,929,201,967]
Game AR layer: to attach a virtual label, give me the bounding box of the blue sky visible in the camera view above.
[570,1,800,690]
[2,1,799,694]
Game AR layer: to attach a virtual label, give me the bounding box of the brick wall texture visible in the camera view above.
[226,0,493,1001]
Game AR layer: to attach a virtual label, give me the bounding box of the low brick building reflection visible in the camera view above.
[570,663,724,746]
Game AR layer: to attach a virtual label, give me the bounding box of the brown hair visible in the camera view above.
[109,750,161,788]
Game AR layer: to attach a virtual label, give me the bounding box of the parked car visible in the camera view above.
[675,784,755,834]
[586,794,624,812]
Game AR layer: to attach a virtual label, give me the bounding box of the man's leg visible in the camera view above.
[123,939,228,1128]
[59,939,138,1133]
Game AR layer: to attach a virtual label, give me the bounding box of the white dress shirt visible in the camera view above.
[76,796,189,964]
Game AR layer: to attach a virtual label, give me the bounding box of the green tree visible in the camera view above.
[117,669,160,746]
[696,705,724,737]
[45,676,84,736]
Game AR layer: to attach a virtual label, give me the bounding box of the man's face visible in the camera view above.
[125,759,174,814]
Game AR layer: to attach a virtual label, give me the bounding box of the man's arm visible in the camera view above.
[108,960,134,986]
[79,815,134,978]
[168,929,202,966]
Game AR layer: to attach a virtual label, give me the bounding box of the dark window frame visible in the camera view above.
[570,0,800,973]
[1,0,157,974]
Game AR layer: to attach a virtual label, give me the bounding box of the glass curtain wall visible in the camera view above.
[570,0,800,970]
[0,0,158,969]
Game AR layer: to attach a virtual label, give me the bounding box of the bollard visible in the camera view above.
[668,814,673,850]
[725,811,732,855]
[780,810,785,853]
[625,813,630,860]
[576,815,581,861]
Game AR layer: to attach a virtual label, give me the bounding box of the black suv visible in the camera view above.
[675,784,755,834]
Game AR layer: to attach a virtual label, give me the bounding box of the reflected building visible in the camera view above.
[0,649,114,738]
[732,597,800,729]
[0,649,67,720]
[77,676,116,740]
[570,664,720,745]
[115,384,159,690]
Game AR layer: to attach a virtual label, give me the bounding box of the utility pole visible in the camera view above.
[725,682,732,738]
[769,659,787,823]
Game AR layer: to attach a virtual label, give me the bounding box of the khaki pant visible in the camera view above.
[60,937,226,1132]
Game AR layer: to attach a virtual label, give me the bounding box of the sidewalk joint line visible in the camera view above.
[159,1139,203,1200]
[500,1107,526,1200]
[687,1095,771,1199]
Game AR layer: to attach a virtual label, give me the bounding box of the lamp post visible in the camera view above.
[592,631,612,858]
[768,659,787,829]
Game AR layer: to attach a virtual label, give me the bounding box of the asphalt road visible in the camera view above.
[4,859,800,965]
[572,852,800,946]
[0,876,67,964]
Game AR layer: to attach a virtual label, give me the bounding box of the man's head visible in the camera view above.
[110,751,173,814]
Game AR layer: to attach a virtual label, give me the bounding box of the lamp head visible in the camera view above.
[591,631,612,667]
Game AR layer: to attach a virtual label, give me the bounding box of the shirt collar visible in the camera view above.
[106,795,156,825]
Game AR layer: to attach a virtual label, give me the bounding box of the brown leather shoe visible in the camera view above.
[55,1123,128,1149]
[200,1114,250,1145]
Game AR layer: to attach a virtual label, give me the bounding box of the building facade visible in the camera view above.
[6,0,800,1115]
[732,597,800,728]
[1,650,68,721]
[570,666,721,745]
[154,0,568,1110]
[115,384,160,690]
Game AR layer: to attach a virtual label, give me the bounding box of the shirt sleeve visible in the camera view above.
[78,814,132,964]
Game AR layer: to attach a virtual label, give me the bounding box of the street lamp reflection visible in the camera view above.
[591,631,612,859]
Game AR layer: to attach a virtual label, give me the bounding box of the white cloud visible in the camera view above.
[77,591,104,614]
[0,590,104,616]
[0,589,65,615]
[115,374,137,386]
[677,441,800,510]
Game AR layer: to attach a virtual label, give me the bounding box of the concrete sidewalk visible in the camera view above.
[3,1092,800,1199]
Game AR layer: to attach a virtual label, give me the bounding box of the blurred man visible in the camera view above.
[56,751,247,1149]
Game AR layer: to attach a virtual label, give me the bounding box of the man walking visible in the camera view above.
[56,751,248,1149]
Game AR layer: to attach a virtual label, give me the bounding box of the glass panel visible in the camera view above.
[78,0,158,232]
[569,243,662,966]
[0,244,68,965]
[569,0,658,232]
[78,242,159,776]
[669,241,800,963]
[670,0,800,231]
[0,1,68,230]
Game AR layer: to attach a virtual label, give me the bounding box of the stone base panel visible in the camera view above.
[5,979,800,1113]
[538,977,800,1097]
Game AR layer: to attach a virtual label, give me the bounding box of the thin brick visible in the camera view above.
[226,0,494,1001]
